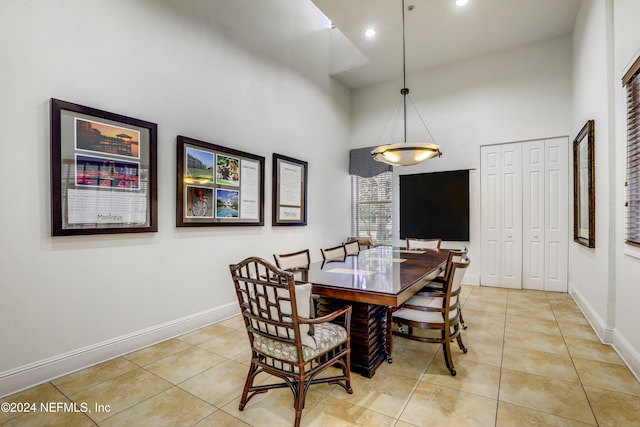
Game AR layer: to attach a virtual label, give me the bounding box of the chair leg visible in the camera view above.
[239,359,259,410]
[456,332,468,354]
[293,379,306,427]
[442,331,456,376]
[344,355,353,394]
[460,308,467,329]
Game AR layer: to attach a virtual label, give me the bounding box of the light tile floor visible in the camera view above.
[3,286,640,426]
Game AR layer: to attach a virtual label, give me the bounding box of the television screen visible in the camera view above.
[399,170,469,241]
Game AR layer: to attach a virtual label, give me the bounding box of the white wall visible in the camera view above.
[568,0,640,381]
[566,0,640,381]
[612,0,640,378]
[351,37,574,284]
[570,0,614,339]
[0,0,352,396]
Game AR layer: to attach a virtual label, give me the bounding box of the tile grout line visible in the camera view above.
[493,287,510,426]
[392,343,438,426]
[547,293,600,426]
[500,291,602,426]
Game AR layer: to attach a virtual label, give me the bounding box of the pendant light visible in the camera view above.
[371,0,442,166]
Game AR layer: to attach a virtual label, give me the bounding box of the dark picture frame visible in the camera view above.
[50,98,158,236]
[177,135,264,227]
[573,119,595,248]
[272,153,307,226]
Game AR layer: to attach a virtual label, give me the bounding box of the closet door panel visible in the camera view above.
[544,138,568,292]
[500,143,522,288]
[481,146,502,286]
[502,240,518,283]
[547,241,562,282]
[523,141,545,290]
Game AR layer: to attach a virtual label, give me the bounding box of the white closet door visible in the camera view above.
[481,139,567,291]
[523,141,545,290]
[500,143,522,288]
[544,137,568,292]
[481,145,502,286]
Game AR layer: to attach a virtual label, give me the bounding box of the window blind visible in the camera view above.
[352,172,392,246]
[624,55,640,246]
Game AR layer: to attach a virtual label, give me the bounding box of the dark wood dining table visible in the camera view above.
[296,246,449,377]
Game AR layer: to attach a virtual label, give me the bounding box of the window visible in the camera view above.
[352,172,392,246]
[623,55,640,246]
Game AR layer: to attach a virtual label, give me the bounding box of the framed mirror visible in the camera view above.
[573,119,595,248]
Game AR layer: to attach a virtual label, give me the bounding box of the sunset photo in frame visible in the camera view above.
[50,98,158,236]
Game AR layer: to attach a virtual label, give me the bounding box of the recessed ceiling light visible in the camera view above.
[456,0,469,6]
[365,28,376,37]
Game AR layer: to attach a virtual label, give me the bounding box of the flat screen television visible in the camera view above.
[399,169,469,241]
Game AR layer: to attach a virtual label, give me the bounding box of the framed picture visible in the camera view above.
[573,119,595,248]
[50,98,157,236]
[177,135,264,226]
[272,153,307,226]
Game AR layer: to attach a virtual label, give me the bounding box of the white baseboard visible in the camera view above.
[0,303,239,398]
[568,284,610,343]
[612,329,640,383]
[463,273,480,285]
[568,283,640,382]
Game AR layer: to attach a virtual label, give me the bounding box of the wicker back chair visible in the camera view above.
[230,256,353,426]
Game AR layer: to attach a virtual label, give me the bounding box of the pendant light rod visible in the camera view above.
[402,0,408,143]
[370,0,442,166]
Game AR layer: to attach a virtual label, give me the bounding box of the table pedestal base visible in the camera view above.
[317,297,389,378]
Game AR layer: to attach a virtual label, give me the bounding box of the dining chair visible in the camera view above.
[406,237,442,251]
[419,248,469,329]
[229,256,353,427]
[392,256,470,376]
[273,248,311,272]
[274,248,314,312]
[321,244,347,260]
[344,236,376,249]
[344,240,360,256]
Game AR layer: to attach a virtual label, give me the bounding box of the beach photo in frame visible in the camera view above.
[50,98,158,236]
[272,153,307,226]
[177,135,264,227]
[573,119,595,248]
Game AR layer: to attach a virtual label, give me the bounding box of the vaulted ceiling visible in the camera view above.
[311,0,581,90]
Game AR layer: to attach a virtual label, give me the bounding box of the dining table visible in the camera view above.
[296,246,450,377]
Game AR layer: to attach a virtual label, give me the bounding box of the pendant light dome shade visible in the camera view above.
[372,142,441,166]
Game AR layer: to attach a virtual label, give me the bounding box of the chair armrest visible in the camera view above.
[415,288,446,297]
[301,306,352,330]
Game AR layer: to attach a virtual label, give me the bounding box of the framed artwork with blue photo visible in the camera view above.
[176,135,264,227]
